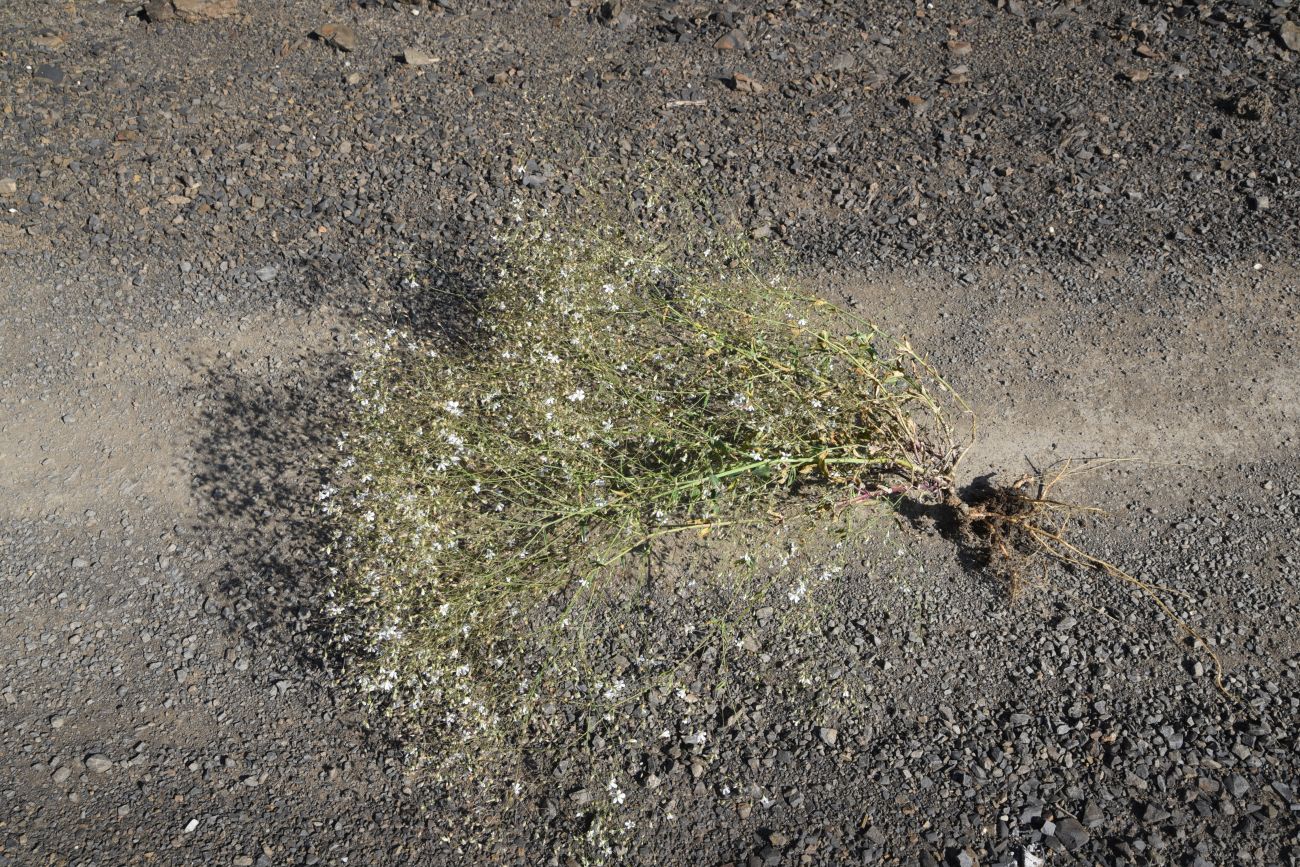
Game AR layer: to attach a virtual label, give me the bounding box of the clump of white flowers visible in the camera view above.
[324,220,965,747]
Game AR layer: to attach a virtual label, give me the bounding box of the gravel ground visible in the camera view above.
[1,0,1297,864]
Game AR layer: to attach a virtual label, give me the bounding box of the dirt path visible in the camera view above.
[2,0,1298,863]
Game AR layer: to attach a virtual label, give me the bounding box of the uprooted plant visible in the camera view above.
[323,220,1231,765]
[322,222,968,748]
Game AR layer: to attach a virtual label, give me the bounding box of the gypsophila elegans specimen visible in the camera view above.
[323,222,969,747]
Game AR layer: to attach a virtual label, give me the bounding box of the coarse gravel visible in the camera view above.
[1,0,1297,864]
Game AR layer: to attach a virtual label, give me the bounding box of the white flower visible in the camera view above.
[566,388,586,402]
[444,400,463,416]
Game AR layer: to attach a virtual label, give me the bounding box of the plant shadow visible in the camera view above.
[390,256,493,345]
[187,257,489,698]
[190,348,351,677]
